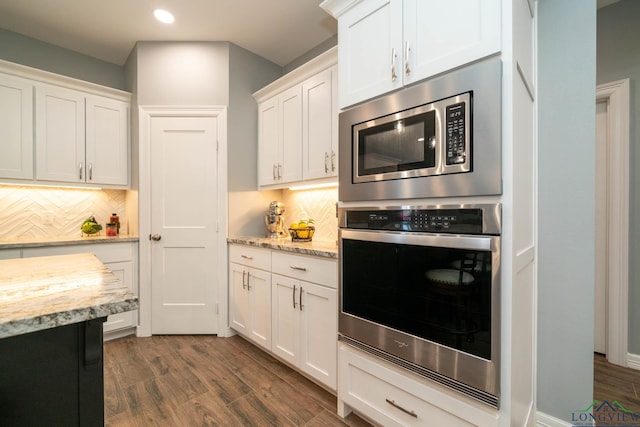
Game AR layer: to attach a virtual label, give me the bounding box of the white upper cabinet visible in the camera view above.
[302,65,338,180]
[0,73,34,180]
[257,86,302,187]
[322,0,501,108]
[35,84,86,183]
[254,47,337,189]
[36,85,129,187]
[86,95,129,186]
[0,60,131,188]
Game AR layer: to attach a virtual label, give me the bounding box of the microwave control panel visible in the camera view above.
[445,101,467,165]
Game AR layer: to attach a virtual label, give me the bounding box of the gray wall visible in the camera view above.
[0,28,125,90]
[134,42,230,106]
[597,0,640,354]
[283,35,337,74]
[537,0,597,420]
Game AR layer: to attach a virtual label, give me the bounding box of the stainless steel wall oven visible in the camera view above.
[339,57,502,202]
[338,204,501,407]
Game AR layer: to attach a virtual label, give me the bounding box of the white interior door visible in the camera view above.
[594,100,608,354]
[150,116,218,334]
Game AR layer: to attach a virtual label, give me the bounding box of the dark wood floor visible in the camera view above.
[103,334,373,426]
[594,353,640,412]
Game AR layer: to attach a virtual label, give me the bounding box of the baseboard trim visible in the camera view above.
[627,353,640,370]
[536,411,572,427]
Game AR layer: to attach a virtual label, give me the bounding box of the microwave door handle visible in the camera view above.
[405,41,411,77]
[391,48,397,82]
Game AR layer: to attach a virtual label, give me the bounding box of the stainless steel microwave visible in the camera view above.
[339,57,502,202]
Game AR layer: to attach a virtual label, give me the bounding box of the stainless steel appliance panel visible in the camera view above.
[339,57,502,201]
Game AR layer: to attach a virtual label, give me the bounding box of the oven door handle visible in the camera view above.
[339,229,497,252]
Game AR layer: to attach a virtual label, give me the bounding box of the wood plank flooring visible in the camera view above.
[103,334,373,427]
[594,353,640,412]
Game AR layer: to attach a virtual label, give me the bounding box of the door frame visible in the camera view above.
[137,106,229,337]
[596,79,630,366]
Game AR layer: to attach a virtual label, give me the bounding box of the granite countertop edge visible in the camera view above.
[0,253,139,339]
[228,237,338,259]
[0,298,139,339]
[0,235,139,249]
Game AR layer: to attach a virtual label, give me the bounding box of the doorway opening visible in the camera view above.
[593,79,630,366]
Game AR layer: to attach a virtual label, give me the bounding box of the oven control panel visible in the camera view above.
[344,208,485,234]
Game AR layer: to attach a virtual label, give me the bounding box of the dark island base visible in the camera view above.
[0,317,106,426]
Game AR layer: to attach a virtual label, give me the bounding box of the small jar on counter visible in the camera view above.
[109,213,120,235]
[106,222,117,237]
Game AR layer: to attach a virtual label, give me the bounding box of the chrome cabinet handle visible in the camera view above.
[242,271,247,289]
[277,163,282,180]
[88,162,93,181]
[150,234,162,241]
[273,163,277,180]
[241,254,253,260]
[79,162,83,180]
[385,399,417,418]
[405,41,411,76]
[292,284,297,308]
[331,150,336,172]
[246,272,251,290]
[299,286,304,311]
[391,48,397,82]
[289,265,307,271]
[324,152,329,173]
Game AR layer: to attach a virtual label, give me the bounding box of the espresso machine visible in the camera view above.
[265,201,287,238]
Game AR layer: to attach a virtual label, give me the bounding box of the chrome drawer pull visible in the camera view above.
[289,265,307,271]
[241,255,253,260]
[385,399,417,418]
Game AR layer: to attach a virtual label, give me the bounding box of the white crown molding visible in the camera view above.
[0,59,131,101]
[252,46,337,103]
[320,0,363,18]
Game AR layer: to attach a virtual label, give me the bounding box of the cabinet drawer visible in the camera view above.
[339,344,498,427]
[272,252,337,288]
[229,245,271,271]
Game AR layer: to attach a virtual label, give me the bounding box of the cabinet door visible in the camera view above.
[302,67,337,180]
[299,281,337,390]
[0,74,33,180]
[248,267,272,351]
[103,261,136,332]
[35,85,85,183]
[337,0,402,108]
[258,97,280,186]
[279,85,302,184]
[403,0,501,86]
[229,262,251,335]
[271,274,300,367]
[86,95,129,186]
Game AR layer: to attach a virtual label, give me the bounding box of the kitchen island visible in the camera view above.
[0,253,138,426]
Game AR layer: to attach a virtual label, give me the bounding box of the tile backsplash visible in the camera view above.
[282,187,338,243]
[0,186,127,239]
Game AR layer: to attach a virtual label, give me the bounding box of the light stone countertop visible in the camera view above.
[0,252,139,339]
[0,234,139,249]
[228,237,338,259]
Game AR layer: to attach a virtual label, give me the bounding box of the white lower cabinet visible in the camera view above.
[271,272,337,390]
[229,245,272,351]
[229,244,338,391]
[338,344,499,427]
[21,242,139,336]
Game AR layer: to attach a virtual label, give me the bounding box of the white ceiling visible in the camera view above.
[0,0,337,67]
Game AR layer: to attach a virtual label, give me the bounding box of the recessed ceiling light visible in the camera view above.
[154,9,175,24]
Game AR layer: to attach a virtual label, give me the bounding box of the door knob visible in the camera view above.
[150,234,162,241]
